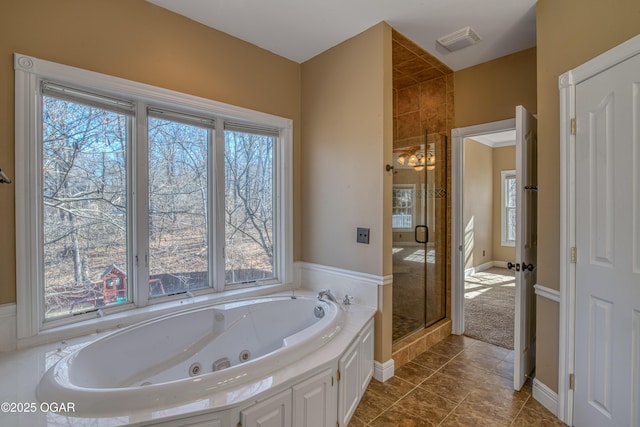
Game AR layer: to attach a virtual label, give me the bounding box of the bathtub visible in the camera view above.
[36,295,344,416]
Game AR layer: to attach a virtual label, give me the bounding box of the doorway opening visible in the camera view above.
[452,109,538,391]
[461,130,517,350]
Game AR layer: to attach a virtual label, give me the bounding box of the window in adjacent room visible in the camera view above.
[392,185,416,230]
[501,170,516,247]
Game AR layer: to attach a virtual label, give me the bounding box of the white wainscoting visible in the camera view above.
[295,261,394,382]
[295,261,388,308]
[0,303,17,353]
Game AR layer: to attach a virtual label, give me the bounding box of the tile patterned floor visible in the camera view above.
[349,335,566,426]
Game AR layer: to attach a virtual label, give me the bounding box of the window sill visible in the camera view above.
[17,283,293,350]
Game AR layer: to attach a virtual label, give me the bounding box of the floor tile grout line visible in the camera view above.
[362,380,423,425]
[435,390,472,426]
[508,394,531,427]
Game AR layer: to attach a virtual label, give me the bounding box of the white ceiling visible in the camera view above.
[147,0,537,71]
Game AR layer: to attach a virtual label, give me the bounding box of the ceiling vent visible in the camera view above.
[437,26,481,52]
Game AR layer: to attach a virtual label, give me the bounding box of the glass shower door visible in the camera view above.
[392,131,447,342]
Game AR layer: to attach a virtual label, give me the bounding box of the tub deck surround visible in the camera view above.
[0,291,375,426]
[37,296,343,415]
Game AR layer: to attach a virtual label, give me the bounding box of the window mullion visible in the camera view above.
[133,102,150,306]
[213,122,225,291]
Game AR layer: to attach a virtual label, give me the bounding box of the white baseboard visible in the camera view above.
[373,359,394,382]
[492,260,509,269]
[464,260,509,277]
[532,378,559,417]
[0,303,17,353]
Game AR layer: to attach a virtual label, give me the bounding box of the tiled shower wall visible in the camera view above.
[393,75,454,148]
[392,30,454,149]
[391,30,454,362]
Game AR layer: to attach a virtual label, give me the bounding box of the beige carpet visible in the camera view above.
[463,267,515,349]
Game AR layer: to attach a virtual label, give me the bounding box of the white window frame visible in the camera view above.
[501,169,516,247]
[14,53,293,343]
[392,184,416,230]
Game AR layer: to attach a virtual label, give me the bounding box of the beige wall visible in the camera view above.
[455,48,535,273]
[463,140,493,269]
[535,0,640,392]
[492,145,516,263]
[463,142,516,269]
[454,48,537,128]
[0,0,301,305]
[301,23,393,361]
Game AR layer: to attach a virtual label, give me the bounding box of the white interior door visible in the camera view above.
[573,51,640,427]
[514,105,537,391]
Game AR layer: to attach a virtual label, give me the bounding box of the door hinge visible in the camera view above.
[337,369,341,381]
[571,118,576,135]
[331,376,334,386]
[569,373,575,390]
[570,247,577,264]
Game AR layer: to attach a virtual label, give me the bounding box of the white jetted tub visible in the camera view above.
[36,295,343,415]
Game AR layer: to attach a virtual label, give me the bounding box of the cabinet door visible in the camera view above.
[241,389,292,427]
[293,368,336,427]
[337,339,360,426]
[359,320,374,394]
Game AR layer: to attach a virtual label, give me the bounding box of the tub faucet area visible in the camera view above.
[318,289,338,303]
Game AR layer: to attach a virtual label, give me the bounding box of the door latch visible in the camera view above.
[507,262,521,271]
[521,263,535,271]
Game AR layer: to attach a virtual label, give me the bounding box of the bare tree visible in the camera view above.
[42,96,128,316]
[224,131,274,283]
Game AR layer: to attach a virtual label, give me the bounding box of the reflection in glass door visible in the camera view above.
[392,131,447,342]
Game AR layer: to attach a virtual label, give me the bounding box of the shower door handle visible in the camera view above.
[415,225,428,244]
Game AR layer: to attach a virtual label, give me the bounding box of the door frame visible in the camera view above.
[558,34,640,426]
[451,118,516,335]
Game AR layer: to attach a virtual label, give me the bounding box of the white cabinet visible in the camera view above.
[234,317,373,427]
[292,368,336,427]
[337,319,374,426]
[359,319,374,394]
[241,389,292,427]
[337,339,360,426]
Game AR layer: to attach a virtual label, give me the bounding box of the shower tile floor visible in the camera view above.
[349,334,564,426]
[392,313,424,342]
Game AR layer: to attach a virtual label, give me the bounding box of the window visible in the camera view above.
[41,85,132,319]
[501,170,516,247]
[224,127,275,284]
[392,185,415,229]
[15,54,292,338]
[148,112,211,296]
